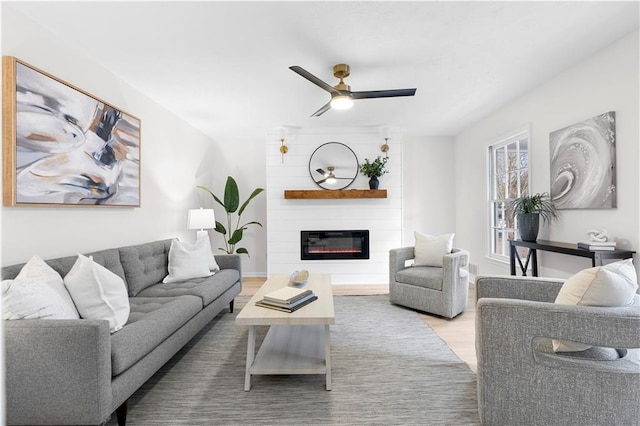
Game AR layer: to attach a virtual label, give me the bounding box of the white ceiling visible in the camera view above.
[5,1,639,141]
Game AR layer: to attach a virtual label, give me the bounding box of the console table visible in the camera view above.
[509,239,636,277]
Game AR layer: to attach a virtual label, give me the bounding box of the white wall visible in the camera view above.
[0,7,222,265]
[454,30,640,278]
[402,136,457,245]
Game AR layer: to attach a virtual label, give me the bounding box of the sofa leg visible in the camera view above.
[117,400,127,426]
[229,299,234,313]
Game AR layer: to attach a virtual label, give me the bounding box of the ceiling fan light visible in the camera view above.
[330,95,353,110]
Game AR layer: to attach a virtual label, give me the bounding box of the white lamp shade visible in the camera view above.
[188,208,215,230]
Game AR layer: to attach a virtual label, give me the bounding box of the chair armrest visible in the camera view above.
[444,248,469,269]
[477,297,640,356]
[389,247,415,275]
[442,248,470,287]
[214,254,242,273]
[4,319,112,425]
[476,275,565,303]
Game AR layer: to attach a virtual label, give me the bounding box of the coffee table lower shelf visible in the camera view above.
[245,324,331,391]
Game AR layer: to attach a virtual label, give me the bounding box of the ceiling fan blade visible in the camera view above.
[316,177,329,184]
[311,101,332,117]
[290,66,341,95]
[351,88,417,99]
[316,168,327,175]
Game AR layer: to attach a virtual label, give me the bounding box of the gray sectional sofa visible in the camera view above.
[2,238,242,426]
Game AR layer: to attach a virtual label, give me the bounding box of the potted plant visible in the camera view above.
[197,176,264,257]
[510,192,558,242]
[359,156,388,189]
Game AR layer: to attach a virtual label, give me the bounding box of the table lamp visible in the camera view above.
[188,208,215,239]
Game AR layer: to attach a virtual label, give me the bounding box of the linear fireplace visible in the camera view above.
[301,230,370,260]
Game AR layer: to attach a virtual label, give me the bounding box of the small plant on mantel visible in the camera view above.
[197,176,264,257]
[359,155,389,178]
[359,155,388,190]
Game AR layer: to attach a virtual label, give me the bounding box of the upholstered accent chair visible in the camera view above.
[475,275,640,425]
[389,247,470,318]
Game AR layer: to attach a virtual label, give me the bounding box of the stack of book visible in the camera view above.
[255,286,318,313]
[577,240,617,251]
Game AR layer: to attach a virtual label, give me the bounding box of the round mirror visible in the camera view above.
[309,142,359,190]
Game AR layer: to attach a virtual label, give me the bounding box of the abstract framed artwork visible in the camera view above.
[549,111,616,210]
[2,56,141,206]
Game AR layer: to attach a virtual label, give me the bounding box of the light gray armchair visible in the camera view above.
[389,247,470,318]
[475,275,640,425]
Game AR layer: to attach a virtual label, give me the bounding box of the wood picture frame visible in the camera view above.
[2,56,141,206]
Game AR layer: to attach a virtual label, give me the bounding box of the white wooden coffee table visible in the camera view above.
[235,274,335,391]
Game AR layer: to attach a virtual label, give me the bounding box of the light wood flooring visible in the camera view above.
[241,277,477,372]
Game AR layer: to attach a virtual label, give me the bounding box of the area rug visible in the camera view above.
[108,295,479,425]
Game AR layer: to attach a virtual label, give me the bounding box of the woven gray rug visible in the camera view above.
[108,295,479,425]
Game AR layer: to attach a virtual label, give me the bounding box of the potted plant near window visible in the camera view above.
[510,192,558,242]
[359,156,388,189]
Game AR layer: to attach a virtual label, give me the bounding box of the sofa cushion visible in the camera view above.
[395,266,443,291]
[414,232,454,267]
[110,296,202,376]
[2,255,79,320]
[119,240,172,296]
[64,254,131,333]
[163,237,213,283]
[135,269,240,307]
[553,259,638,352]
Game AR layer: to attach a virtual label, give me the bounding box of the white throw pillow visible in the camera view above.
[163,237,214,284]
[1,255,79,320]
[64,254,130,333]
[201,236,220,271]
[553,259,638,352]
[413,232,454,267]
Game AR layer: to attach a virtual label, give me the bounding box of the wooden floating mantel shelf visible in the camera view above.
[284,189,387,199]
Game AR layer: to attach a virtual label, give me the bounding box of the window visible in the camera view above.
[488,127,529,261]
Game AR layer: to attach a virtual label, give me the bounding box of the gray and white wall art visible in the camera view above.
[549,111,616,209]
[9,59,141,206]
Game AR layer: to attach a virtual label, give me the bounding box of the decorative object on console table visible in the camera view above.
[577,228,616,250]
[577,241,616,251]
[359,155,389,190]
[550,111,616,209]
[586,228,611,242]
[510,192,558,242]
[197,176,264,257]
[2,56,141,207]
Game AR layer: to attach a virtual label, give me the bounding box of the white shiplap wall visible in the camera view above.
[266,127,402,284]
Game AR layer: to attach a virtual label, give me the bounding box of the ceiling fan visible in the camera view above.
[315,166,353,184]
[290,63,417,117]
